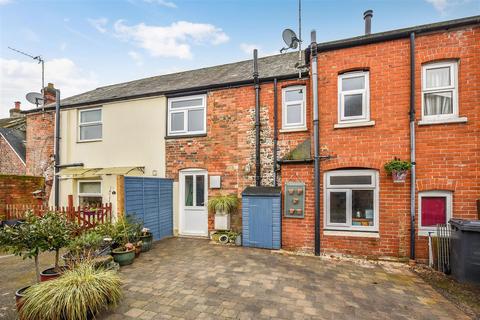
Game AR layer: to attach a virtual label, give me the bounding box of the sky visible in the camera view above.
[0,0,478,117]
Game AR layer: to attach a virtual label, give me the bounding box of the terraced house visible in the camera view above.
[24,14,480,262]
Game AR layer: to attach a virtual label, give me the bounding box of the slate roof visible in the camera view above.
[41,52,301,109]
[0,116,25,130]
[0,127,26,163]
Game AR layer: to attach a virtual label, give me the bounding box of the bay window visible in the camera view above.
[168,95,206,136]
[324,170,378,231]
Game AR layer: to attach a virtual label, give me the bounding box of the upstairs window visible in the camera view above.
[282,86,306,131]
[79,108,102,142]
[338,71,370,123]
[168,95,206,136]
[422,61,458,121]
[324,170,378,232]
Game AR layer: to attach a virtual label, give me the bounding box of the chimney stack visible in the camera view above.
[363,10,373,35]
[9,101,22,118]
[43,83,56,105]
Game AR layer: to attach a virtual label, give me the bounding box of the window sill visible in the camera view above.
[165,133,207,139]
[279,127,308,133]
[418,117,467,126]
[77,139,102,143]
[323,230,379,238]
[334,120,375,129]
[418,229,438,237]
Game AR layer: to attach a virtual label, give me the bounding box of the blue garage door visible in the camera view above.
[242,187,281,250]
[124,177,173,241]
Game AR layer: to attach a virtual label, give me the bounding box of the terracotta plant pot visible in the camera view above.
[15,286,29,314]
[392,170,407,183]
[40,266,68,282]
[111,248,135,266]
[139,233,153,252]
[289,208,295,214]
[288,189,294,195]
[297,188,303,195]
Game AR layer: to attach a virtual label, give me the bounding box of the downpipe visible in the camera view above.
[311,31,321,256]
[273,78,278,187]
[253,49,261,187]
[54,89,61,208]
[409,32,416,261]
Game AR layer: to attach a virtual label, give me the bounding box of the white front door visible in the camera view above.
[179,170,208,236]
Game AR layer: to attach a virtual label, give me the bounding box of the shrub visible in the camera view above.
[66,231,104,263]
[208,194,239,214]
[20,262,122,320]
[384,158,412,174]
[39,212,74,271]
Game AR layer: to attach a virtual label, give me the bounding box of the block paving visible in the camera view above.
[99,237,469,320]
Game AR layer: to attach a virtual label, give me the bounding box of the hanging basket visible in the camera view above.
[392,170,407,183]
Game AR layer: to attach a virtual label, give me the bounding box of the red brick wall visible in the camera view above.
[0,175,44,219]
[0,136,25,175]
[277,26,479,260]
[25,111,55,199]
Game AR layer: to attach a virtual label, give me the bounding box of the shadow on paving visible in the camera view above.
[98,237,470,320]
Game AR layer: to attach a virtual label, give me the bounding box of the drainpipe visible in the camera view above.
[54,89,61,208]
[409,32,416,261]
[273,78,278,187]
[253,49,261,187]
[311,30,320,256]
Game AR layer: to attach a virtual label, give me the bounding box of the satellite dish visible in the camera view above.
[281,29,300,53]
[26,92,44,106]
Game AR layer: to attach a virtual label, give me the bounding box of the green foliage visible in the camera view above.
[208,194,239,214]
[67,231,104,262]
[39,212,75,270]
[94,216,142,248]
[384,158,412,174]
[20,262,122,320]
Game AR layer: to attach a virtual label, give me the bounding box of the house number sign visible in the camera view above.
[284,182,305,218]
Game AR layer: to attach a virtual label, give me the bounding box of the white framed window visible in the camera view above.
[168,95,206,136]
[78,108,102,142]
[338,71,370,124]
[421,61,459,122]
[418,191,452,236]
[324,170,379,232]
[282,86,306,130]
[77,180,102,208]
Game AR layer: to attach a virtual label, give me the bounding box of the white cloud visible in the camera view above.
[113,20,229,59]
[240,43,277,58]
[0,0,12,5]
[88,17,108,33]
[0,58,98,117]
[425,0,471,13]
[143,0,177,8]
[128,51,143,66]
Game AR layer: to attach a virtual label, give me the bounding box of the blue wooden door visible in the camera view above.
[249,197,273,248]
[124,177,173,241]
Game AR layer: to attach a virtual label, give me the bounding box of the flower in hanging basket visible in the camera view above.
[384,158,411,183]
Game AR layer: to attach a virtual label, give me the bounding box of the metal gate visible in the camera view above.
[124,177,173,241]
[242,187,281,249]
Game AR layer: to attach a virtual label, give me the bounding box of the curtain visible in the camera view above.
[421,197,446,227]
[424,92,452,115]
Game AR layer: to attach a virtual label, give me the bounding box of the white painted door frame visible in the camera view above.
[179,169,208,237]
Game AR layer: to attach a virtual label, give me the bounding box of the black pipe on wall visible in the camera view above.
[54,89,61,208]
[273,78,278,187]
[409,32,416,261]
[253,49,261,187]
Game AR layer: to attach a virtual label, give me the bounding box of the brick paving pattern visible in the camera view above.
[99,238,469,320]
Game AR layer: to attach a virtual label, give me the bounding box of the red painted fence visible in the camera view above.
[3,203,112,229]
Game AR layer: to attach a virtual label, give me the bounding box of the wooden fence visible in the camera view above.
[3,203,112,230]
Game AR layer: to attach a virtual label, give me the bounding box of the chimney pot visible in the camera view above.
[14,101,21,110]
[363,10,373,35]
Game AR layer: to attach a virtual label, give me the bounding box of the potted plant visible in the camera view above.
[384,158,412,183]
[20,262,122,320]
[39,212,73,281]
[208,194,239,230]
[0,212,46,312]
[111,217,135,266]
[139,227,153,252]
[63,231,104,267]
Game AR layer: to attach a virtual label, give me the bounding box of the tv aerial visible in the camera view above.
[279,0,305,77]
[26,92,44,107]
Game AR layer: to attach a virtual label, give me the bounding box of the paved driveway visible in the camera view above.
[100,237,468,320]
